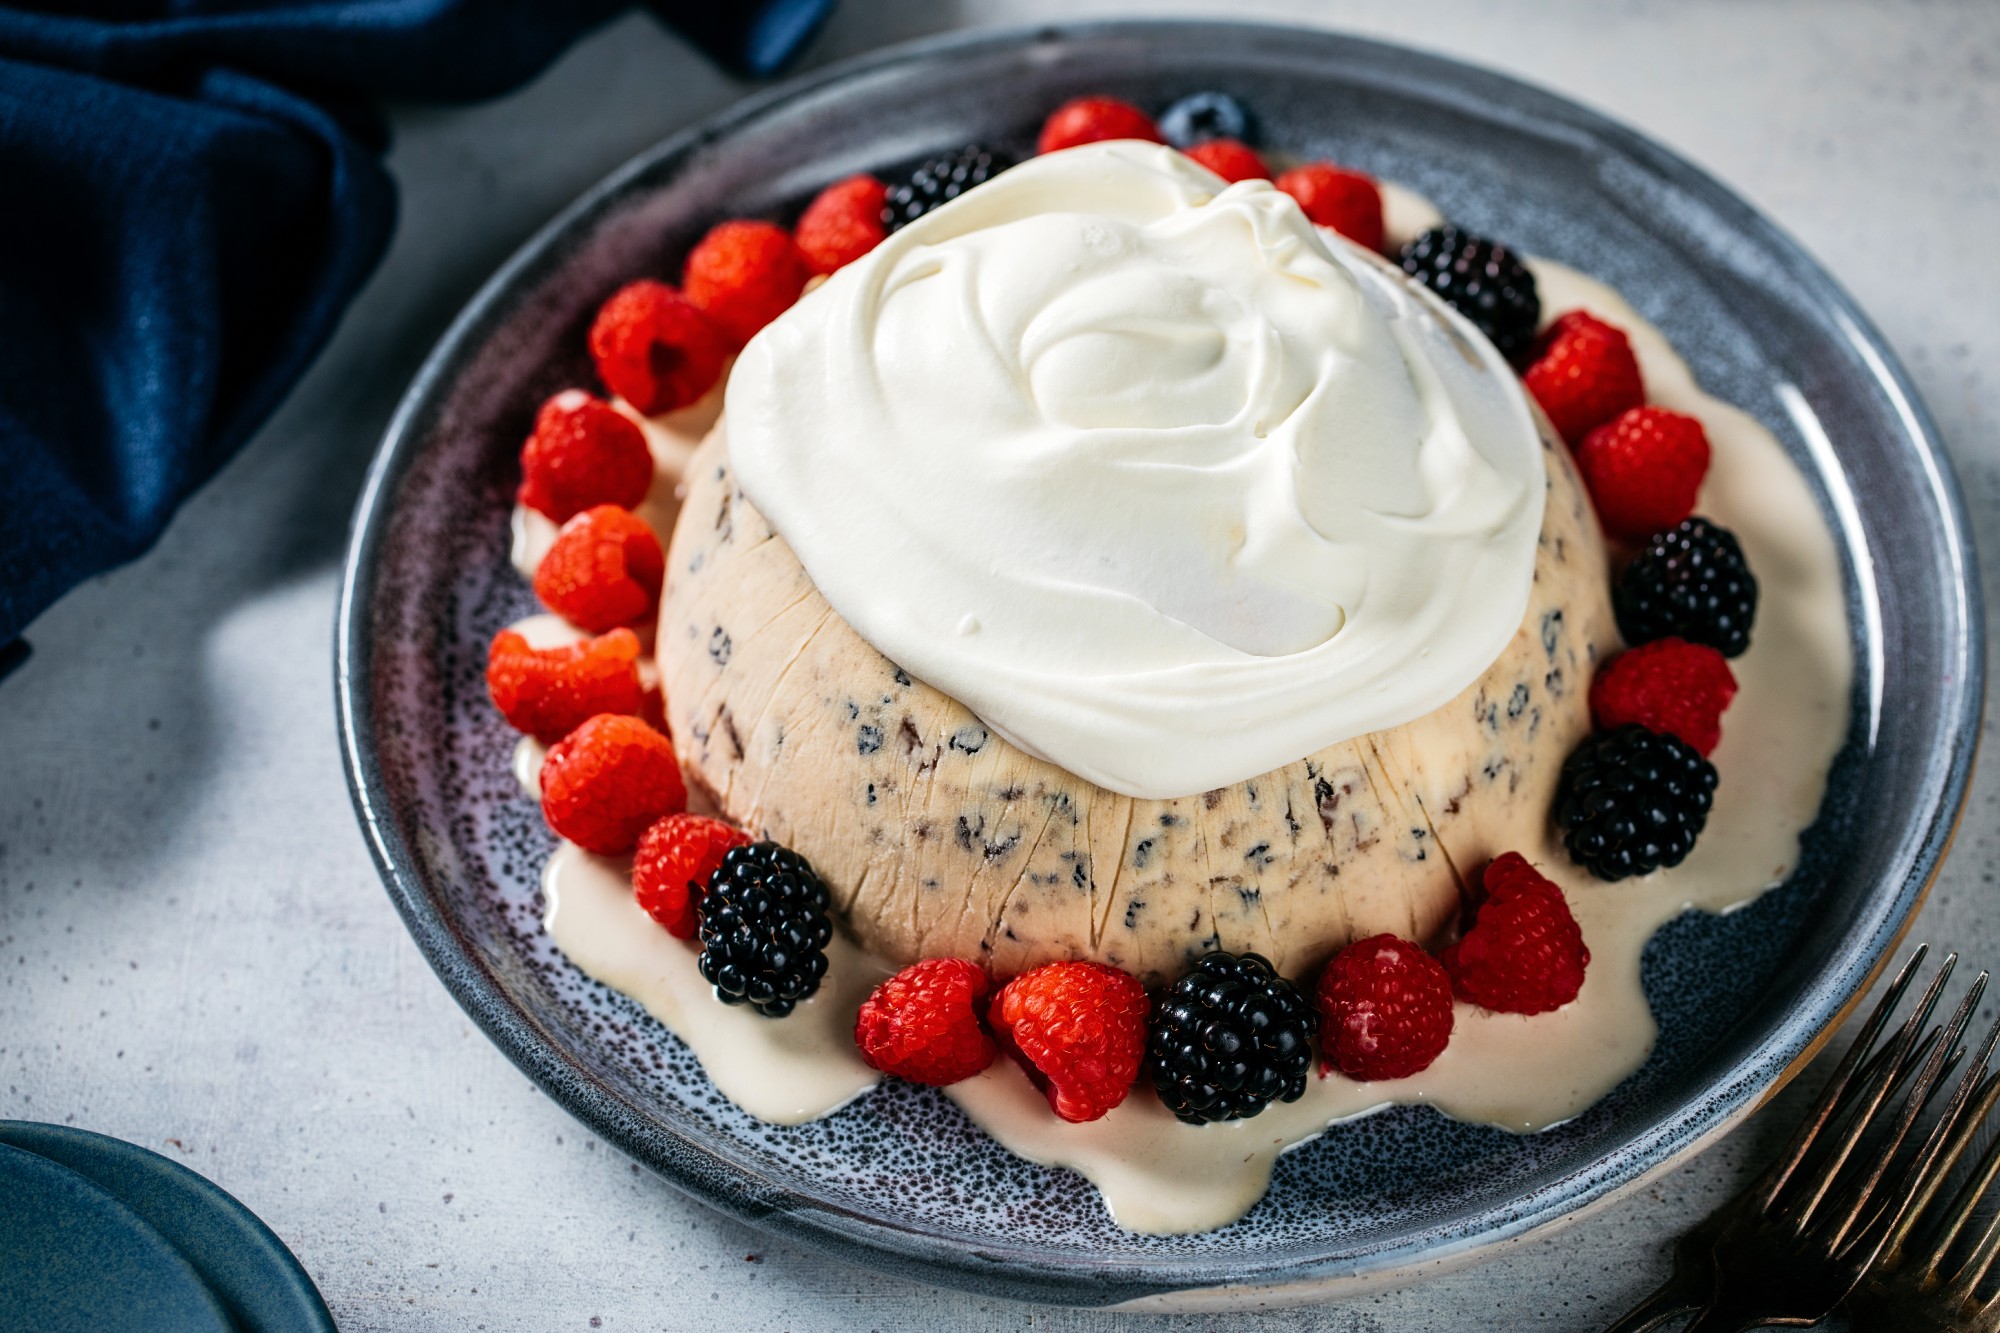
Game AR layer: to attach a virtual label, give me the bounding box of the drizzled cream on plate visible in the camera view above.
[726,142,1547,800]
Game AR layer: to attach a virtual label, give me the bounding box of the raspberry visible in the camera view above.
[1576,406,1711,540]
[486,626,644,745]
[855,958,996,1086]
[632,812,749,938]
[516,390,654,524]
[683,220,810,349]
[1275,163,1384,253]
[532,505,665,633]
[1440,854,1590,1014]
[588,280,728,416]
[1590,637,1739,756]
[1184,137,1267,183]
[988,961,1149,1123]
[1523,310,1646,446]
[539,714,687,855]
[1315,935,1454,1081]
[794,175,889,276]
[1036,96,1163,154]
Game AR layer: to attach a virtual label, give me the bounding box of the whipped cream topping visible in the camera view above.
[727,142,1545,799]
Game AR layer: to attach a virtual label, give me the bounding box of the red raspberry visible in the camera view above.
[1184,137,1268,183]
[1441,854,1590,1015]
[588,280,728,416]
[539,714,687,855]
[631,812,749,938]
[486,626,645,745]
[987,960,1148,1123]
[855,958,997,1086]
[1590,637,1739,756]
[1523,310,1645,446]
[516,390,654,524]
[532,505,665,633]
[1314,935,1454,1081]
[1275,163,1385,253]
[1036,96,1163,154]
[794,175,889,276]
[1576,406,1712,541]
[683,220,810,349]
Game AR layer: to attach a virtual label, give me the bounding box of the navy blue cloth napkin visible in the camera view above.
[0,0,833,652]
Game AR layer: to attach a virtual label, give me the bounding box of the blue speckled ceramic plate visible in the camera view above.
[335,21,1981,1308]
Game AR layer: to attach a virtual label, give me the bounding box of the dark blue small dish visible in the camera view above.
[335,20,1982,1308]
[0,1141,233,1333]
[0,1123,334,1333]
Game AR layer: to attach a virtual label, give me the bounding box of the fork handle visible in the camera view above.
[1601,1276,1702,1333]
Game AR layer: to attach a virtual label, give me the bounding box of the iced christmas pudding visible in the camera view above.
[483,93,1849,1233]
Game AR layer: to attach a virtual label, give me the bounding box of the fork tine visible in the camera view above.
[1784,954,1957,1229]
[1886,1025,1950,1101]
[1875,1014,2000,1272]
[1756,945,1933,1209]
[1925,1073,2000,1293]
[1941,1126,2000,1299]
[1822,973,1989,1253]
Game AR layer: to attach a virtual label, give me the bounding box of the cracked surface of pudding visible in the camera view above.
[659,412,1612,983]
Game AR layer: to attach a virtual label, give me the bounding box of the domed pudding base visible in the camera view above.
[659,412,1614,985]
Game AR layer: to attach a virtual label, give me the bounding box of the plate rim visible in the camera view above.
[0,1121,337,1333]
[334,16,1985,1306]
[0,1140,236,1332]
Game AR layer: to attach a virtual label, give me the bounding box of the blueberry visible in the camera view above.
[1159,92,1255,148]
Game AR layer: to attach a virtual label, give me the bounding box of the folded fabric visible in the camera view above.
[0,0,834,649]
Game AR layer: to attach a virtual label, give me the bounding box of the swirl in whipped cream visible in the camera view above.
[726,142,1546,799]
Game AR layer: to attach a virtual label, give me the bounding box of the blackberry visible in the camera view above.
[881,145,1012,233]
[1159,91,1256,148]
[1614,517,1759,658]
[1146,951,1314,1124]
[696,842,833,1018]
[1555,725,1718,882]
[1397,225,1541,366]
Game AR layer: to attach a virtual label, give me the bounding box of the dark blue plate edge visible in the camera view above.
[332,18,1983,1307]
[0,1122,336,1333]
[0,1141,236,1332]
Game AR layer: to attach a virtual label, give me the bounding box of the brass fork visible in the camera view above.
[1846,1059,2000,1328]
[1606,946,1991,1331]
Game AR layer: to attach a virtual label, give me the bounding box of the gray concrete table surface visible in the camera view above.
[3,1,1996,1328]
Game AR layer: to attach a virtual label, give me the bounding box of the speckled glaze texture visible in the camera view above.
[336,21,1980,1308]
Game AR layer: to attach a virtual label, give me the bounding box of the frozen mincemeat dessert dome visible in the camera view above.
[658,143,1617,984]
